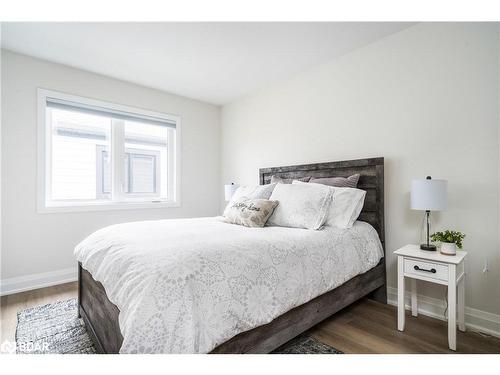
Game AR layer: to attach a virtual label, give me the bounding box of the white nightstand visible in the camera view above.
[394,244,467,351]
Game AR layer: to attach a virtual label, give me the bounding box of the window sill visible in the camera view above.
[37,200,181,214]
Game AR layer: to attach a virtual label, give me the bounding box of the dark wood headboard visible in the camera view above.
[259,157,385,248]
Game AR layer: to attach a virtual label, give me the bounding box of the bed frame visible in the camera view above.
[78,157,386,353]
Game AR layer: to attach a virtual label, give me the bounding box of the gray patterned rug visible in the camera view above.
[273,335,343,354]
[16,299,342,354]
[16,299,95,354]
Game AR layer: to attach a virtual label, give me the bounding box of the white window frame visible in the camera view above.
[37,88,181,213]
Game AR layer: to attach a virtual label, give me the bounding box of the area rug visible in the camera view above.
[272,335,343,354]
[16,299,95,354]
[16,298,342,354]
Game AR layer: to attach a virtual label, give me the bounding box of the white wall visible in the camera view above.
[221,23,500,316]
[1,50,220,285]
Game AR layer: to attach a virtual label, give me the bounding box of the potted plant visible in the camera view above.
[430,230,465,255]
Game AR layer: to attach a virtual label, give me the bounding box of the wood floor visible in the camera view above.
[309,299,500,353]
[1,282,77,345]
[1,283,500,353]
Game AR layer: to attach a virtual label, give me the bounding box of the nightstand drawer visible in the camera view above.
[404,258,448,281]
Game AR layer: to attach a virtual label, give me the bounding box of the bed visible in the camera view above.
[77,157,386,353]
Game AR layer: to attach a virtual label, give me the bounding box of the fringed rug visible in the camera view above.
[16,298,342,354]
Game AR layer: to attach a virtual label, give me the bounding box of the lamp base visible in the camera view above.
[420,244,437,251]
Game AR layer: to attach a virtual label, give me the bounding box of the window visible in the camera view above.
[38,89,180,212]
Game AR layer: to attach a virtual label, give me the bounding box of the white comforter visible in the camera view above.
[74,217,383,353]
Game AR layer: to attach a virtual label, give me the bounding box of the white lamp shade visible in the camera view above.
[411,178,447,211]
[224,184,239,202]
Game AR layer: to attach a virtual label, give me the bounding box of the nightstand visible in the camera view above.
[394,244,467,351]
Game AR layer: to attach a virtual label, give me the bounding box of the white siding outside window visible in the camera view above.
[96,147,161,198]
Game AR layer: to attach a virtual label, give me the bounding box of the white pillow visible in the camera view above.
[328,187,366,229]
[224,184,276,216]
[293,180,366,229]
[267,183,333,230]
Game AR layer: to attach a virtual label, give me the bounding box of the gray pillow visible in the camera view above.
[223,198,279,228]
[309,174,360,188]
[270,175,311,184]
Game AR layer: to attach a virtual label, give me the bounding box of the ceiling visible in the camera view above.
[1,22,414,105]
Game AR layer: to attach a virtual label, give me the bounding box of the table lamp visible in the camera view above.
[224,183,239,202]
[411,176,447,251]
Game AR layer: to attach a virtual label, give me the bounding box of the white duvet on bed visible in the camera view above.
[74,217,383,353]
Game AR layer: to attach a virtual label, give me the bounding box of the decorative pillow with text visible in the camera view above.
[223,198,279,228]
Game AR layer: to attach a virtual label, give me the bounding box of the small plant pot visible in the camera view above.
[440,242,457,256]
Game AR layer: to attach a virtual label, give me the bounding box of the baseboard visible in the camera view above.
[387,286,500,339]
[0,267,77,296]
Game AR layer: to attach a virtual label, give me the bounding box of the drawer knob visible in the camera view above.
[414,265,436,273]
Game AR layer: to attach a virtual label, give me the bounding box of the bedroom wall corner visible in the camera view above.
[220,22,500,325]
